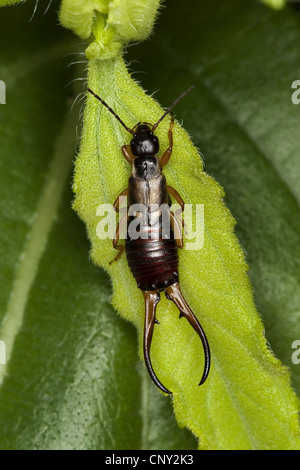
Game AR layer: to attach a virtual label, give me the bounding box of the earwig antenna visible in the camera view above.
[152,85,195,131]
[87,88,135,135]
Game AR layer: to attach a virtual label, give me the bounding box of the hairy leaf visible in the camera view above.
[0,0,195,450]
[73,51,300,452]
[0,0,300,451]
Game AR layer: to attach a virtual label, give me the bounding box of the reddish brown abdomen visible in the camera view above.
[125,238,179,291]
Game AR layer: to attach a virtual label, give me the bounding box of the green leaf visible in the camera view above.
[128,0,300,448]
[260,0,286,9]
[0,1,195,450]
[0,0,24,6]
[74,55,300,449]
[59,0,162,59]
[0,0,300,451]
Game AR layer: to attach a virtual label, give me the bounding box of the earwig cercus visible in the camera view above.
[88,85,210,394]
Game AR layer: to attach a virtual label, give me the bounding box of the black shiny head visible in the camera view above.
[130,124,159,157]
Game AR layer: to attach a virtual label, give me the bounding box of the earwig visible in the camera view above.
[88,86,210,394]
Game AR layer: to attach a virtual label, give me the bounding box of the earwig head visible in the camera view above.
[130,123,159,157]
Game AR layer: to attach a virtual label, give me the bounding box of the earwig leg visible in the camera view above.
[122,145,135,165]
[167,185,184,211]
[170,211,183,249]
[159,115,175,168]
[113,188,128,212]
[110,244,124,264]
[109,188,129,265]
[109,212,128,265]
[165,282,210,385]
[143,290,172,395]
[167,185,188,236]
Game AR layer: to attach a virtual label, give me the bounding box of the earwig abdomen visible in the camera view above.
[126,165,179,291]
[125,237,179,291]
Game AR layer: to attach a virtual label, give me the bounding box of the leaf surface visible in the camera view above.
[0,0,300,450]
[0,1,195,450]
[73,0,300,450]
